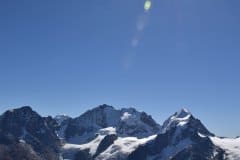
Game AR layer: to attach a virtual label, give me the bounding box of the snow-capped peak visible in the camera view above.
[59,105,161,144]
[161,108,192,133]
[170,108,192,124]
[176,108,191,118]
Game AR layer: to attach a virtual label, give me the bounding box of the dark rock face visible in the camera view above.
[94,134,118,157]
[140,112,158,128]
[64,120,87,139]
[0,106,61,160]
[185,115,214,136]
[128,145,148,160]
[63,104,118,143]
[74,149,93,160]
[0,142,42,160]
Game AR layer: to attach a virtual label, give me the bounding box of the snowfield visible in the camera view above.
[96,135,157,160]
[63,127,117,156]
[62,127,156,160]
[210,136,240,160]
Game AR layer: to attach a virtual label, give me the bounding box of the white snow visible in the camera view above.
[63,134,105,156]
[162,109,191,133]
[67,127,117,145]
[121,112,132,121]
[178,121,188,126]
[63,133,157,160]
[98,127,116,135]
[19,139,26,143]
[96,135,157,160]
[210,136,240,160]
[198,132,207,138]
[120,111,139,126]
[62,127,117,158]
[37,128,46,134]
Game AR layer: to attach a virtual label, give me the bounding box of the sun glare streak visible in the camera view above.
[123,0,153,70]
[144,0,152,12]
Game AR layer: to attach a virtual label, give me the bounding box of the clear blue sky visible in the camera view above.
[0,0,240,137]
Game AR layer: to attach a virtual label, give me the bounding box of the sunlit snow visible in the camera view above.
[210,136,240,160]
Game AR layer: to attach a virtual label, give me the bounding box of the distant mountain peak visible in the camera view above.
[161,108,193,133]
[2,106,38,121]
[7,106,33,114]
[60,105,161,144]
[176,108,191,118]
[161,108,214,138]
[98,104,114,110]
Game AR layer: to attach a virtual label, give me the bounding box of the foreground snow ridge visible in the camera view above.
[96,135,157,160]
[63,129,156,160]
[63,127,117,155]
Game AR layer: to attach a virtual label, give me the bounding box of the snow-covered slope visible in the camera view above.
[210,136,240,160]
[62,126,156,160]
[96,135,156,160]
[62,127,116,157]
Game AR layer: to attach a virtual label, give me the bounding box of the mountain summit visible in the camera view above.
[0,106,60,160]
[57,104,161,144]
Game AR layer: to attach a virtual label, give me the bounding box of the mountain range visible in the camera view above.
[0,104,239,160]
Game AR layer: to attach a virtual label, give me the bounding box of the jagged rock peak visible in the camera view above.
[175,108,191,118]
[7,106,33,113]
[2,106,38,120]
[60,104,161,144]
[80,104,116,117]
[161,108,193,133]
[98,104,114,110]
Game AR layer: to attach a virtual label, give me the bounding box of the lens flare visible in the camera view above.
[144,0,151,12]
